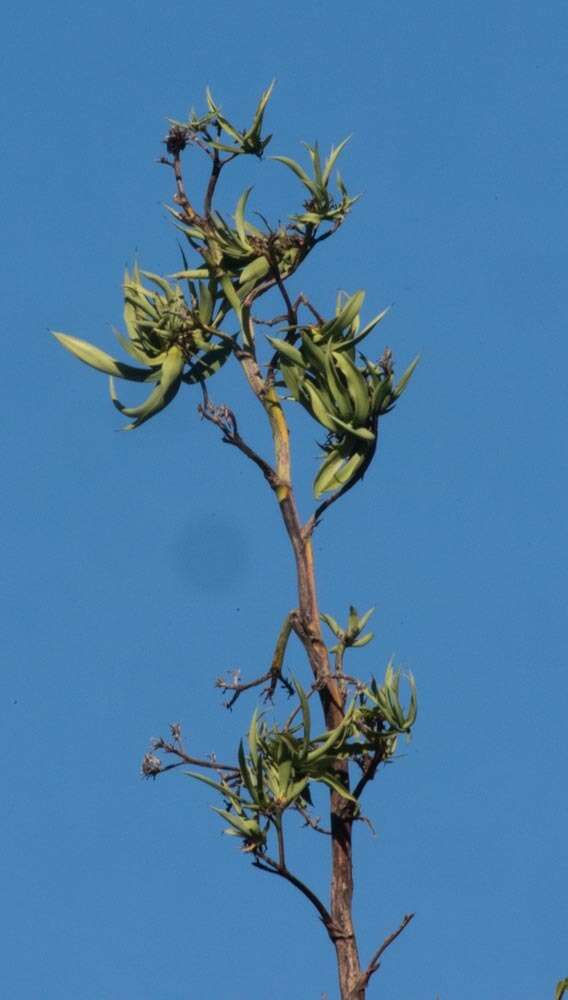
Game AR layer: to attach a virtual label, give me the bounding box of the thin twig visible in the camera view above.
[216,667,293,708]
[352,747,387,800]
[216,669,274,708]
[353,913,415,994]
[150,737,239,774]
[204,141,222,216]
[276,817,287,869]
[172,150,200,225]
[312,219,343,246]
[198,396,283,492]
[253,293,322,331]
[216,611,295,707]
[252,852,334,935]
[296,804,332,836]
[269,247,296,328]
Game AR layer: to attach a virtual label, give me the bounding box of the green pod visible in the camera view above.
[123,287,159,322]
[53,333,159,383]
[320,611,344,639]
[321,136,351,187]
[277,758,293,794]
[317,773,358,805]
[372,377,393,414]
[356,607,375,632]
[173,268,211,280]
[314,448,346,497]
[140,270,176,299]
[279,357,305,399]
[220,274,242,317]
[213,808,261,839]
[333,306,391,354]
[234,187,253,249]
[238,741,260,805]
[332,448,368,488]
[267,337,306,368]
[197,281,214,325]
[394,355,420,398]
[328,415,375,442]
[300,380,337,431]
[271,155,318,195]
[110,345,185,430]
[332,351,371,425]
[185,770,238,802]
[300,330,328,373]
[351,632,374,648]
[239,255,270,286]
[247,708,260,765]
[323,346,353,422]
[112,329,161,366]
[321,290,365,341]
[244,80,275,146]
[123,298,140,342]
[182,341,233,385]
[284,777,310,806]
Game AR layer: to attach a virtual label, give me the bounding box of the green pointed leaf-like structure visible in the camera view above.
[53,267,233,430]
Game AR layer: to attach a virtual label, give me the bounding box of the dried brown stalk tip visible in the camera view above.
[141,752,163,778]
[165,125,188,156]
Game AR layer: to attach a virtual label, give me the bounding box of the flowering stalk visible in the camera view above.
[55,83,418,999]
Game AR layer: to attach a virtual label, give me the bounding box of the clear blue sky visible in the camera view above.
[2,2,567,998]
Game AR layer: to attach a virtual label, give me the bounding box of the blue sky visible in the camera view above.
[2,2,567,998]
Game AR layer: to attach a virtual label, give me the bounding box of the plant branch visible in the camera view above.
[216,614,295,708]
[252,851,334,935]
[198,393,283,493]
[171,149,201,225]
[145,734,239,776]
[204,137,223,216]
[269,247,296,328]
[352,746,388,800]
[353,913,415,995]
[276,816,287,869]
[296,803,332,836]
[216,669,277,708]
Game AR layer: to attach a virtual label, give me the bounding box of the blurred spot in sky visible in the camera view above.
[172,513,250,593]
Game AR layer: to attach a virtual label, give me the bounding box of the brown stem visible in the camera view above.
[150,739,239,774]
[216,669,275,708]
[259,411,362,998]
[352,748,387,800]
[204,146,222,216]
[216,612,295,707]
[352,913,415,996]
[198,395,281,492]
[252,852,334,934]
[172,151,200,225]
[225,302,365,997]
[296,804,332,836]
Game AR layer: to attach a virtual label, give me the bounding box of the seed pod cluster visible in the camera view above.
[187,667,417,852]
[272,137,359,226]
[174,187,303,315]
[269,291,419,496]
[54,266,232,429]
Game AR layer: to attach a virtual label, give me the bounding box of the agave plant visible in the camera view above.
[53,267,232,429]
